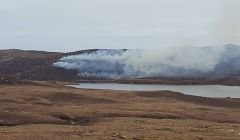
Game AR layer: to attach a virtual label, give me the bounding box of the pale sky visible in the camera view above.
[0,0,239,52]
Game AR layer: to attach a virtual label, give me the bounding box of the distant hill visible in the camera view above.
[0,49,78,81]
[0,49,126,81]
[1,46,240,85]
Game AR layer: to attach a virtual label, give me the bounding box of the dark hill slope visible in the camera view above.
[0,49,80,81]
[1,49,240,86]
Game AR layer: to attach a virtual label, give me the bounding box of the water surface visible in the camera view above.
[70,83,240,98]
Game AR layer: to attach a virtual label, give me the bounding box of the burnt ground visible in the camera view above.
[0,49,79,81]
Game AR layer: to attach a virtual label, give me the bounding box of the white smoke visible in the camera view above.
[54,44,240,79]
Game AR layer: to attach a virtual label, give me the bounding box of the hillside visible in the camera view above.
[1,48,240,85]
[0,49,79,81]
[0,49,122,82]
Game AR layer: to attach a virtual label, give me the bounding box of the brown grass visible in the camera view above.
[0,82,240,139]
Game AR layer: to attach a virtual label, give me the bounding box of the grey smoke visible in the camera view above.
[54,44,240,79]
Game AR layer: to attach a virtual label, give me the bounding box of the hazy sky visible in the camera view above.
[0,0,239,52]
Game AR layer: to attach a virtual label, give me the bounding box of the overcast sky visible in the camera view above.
[0,0,239,52]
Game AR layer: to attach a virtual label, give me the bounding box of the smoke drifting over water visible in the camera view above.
[54,44,240,79]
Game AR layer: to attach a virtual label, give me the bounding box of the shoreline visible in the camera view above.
[77,77,240,86]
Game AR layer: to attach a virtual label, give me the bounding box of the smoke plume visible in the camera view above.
[54,44,240,79]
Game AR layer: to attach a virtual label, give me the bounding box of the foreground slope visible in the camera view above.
[0,82,239,140]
